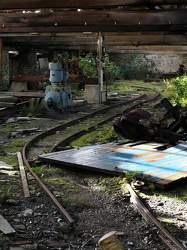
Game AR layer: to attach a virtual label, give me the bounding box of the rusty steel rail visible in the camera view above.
[22,153,74,224]
[22,94,149,224]
[51,93,162,152]
[127,183,186,250]
[22,93,162,225]
[20,92,186,247]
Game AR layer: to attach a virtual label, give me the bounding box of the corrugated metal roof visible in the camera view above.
[39,141,187,187]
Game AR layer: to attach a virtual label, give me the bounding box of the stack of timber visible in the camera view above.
[0,92,18,107]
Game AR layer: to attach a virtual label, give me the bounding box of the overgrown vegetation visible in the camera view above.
[165,74,187,107]
[120,54,156,80]
[80,52,121,82]
[79,52,97,78]
[79,52,157,82]
[0,66,9,91]
[97,171,143,195]
[70,125,120,148]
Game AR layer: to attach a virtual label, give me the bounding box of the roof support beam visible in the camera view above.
[1,9,187,27]
[0,0,187,9]
[0,25,186,34]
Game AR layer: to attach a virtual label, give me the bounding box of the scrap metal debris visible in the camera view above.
[113,98,187,145]
[0,214,16,234]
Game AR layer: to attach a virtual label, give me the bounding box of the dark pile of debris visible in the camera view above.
[113,98,187,145]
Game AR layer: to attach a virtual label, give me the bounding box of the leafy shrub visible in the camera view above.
[166,75,187,107]
[104,54,122,82]
[80,52,97,78]
[120,54,156,80]
[80,52,122,82]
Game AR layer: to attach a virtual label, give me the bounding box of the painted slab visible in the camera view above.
[39,141,187,186]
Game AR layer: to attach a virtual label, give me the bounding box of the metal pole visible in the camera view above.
[0,39,3,85]
[98,31,104,103]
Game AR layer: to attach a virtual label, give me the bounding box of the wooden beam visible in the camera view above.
[3,34,187,47]
[18,44,187,53]
[0,24,186,34]
[1,9,187,27]
[106,45,187,51]
[0,0,187,9]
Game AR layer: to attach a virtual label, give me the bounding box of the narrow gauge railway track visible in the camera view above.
[23,93,162,161]
[21,94,161,220]
[20,93,187,249]
[22,94,156,222]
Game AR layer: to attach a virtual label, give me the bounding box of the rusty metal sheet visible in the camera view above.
[39,141,187,187]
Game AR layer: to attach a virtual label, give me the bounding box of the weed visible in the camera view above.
[149,183,156,192]
[97,176,127,195]
[27,98,44,117]
[123,171,143,182]
[6,123,13,138]
[43,149,51,154]
[31,165,46,175]
[0,186,12,204]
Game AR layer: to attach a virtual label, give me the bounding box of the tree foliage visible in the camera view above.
[79,52,121,81]
[120,54,156,80]
[166,75,187,107]
[79,52,97,78]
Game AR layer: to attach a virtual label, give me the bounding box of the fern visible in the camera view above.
[27,98,44,117]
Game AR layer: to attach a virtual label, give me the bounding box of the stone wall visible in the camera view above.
[145,53,187,74]
[110,52,187,75]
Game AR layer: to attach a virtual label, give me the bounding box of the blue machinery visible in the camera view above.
[44,62,72,111]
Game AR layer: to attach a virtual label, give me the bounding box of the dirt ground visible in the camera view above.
[0,94,187,250]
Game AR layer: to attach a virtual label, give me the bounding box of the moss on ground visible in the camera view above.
[70,125,120,148]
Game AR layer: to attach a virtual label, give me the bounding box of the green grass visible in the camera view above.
[70,125,120,148]
[107,79,166,94]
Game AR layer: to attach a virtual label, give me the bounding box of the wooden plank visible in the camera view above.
[0,0,186,9]
[0,214,16,234]
[17,152,30,198]
[0,91,44,98]
[0,102,15,107]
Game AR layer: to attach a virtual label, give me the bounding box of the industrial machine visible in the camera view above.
[44,62,72,111]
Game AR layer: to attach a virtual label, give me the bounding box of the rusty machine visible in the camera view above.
[44,62,72,111]
[113,98,187,145]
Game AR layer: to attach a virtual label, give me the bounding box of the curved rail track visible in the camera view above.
[23,93,161,160]
[18,93,186,249]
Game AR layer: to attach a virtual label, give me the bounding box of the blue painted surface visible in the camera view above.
[39,141,187,186]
